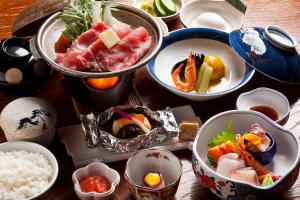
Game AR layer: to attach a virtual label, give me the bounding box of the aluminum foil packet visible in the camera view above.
[80,105,178,153]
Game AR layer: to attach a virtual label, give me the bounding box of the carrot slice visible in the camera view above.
[208,146,224,161]
[208,141,238,162]
[54,33,71,53]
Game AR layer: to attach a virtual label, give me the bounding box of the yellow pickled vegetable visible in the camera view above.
[204,54,225,81]
[144,173,161,187]
[140,0,157,16]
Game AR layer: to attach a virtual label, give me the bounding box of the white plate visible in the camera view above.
[180,0,244,32]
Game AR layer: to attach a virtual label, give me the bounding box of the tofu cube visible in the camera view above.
[99,28,120,49]
[179,121,199,141]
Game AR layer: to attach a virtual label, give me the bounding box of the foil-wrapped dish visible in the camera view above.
[80,106,178,153]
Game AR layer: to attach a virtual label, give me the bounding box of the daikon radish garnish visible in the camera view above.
[195,61,207,92]
[197,63,213,94]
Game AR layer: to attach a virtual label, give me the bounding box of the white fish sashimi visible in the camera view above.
[216,153,246,178]
[230,167,260,186]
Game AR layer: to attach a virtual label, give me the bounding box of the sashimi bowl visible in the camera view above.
[147,28,254,101]
[35,2,164,78]
[192,110,300,200]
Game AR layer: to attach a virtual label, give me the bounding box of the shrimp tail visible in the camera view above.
[239,147,271,176]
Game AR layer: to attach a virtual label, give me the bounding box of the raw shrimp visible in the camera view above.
[239,146,271,176]
[171,50,197,92]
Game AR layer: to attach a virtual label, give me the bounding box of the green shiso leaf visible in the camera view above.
[208,120,236,147]
[207,154,217,168]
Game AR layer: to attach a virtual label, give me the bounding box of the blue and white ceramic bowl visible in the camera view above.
[192,110,300,200]
[229,27,300,83]
[147,28,255,101]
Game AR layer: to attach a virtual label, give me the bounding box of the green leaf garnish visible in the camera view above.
[208,120,236,147]
[207,154,217,167]
[60,0,94,41]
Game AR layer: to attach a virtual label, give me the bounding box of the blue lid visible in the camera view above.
[229,27,300,83]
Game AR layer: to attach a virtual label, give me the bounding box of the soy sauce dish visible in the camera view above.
[192,110,300,200]
[147,28,254,101]
[236,87,290,125]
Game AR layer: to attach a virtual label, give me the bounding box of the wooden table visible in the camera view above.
[1,0,300,199]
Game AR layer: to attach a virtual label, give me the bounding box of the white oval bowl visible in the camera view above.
[133,0,183,22]
[236,87,290,125]
[72,162,120,200]
[180,0,244,32]
[192,110,300,199]
[0,141,59,200]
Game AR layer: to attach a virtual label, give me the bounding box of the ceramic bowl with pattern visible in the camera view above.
[0,97,57,147]
[124,149,182,200]
[236,87,290,125]
[192,110,300,200]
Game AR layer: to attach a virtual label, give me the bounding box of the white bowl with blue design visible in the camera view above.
[146,28,255,101]
[192,110,300,200]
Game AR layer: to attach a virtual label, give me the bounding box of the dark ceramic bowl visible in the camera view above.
[1,37,32,64]
[249,132,277,165]
[64,73,135,110]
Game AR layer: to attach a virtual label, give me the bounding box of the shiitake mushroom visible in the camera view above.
[117,124,144,139]
[171,53,205,77]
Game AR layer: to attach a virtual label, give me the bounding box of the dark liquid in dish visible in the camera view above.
[250,106,279,121]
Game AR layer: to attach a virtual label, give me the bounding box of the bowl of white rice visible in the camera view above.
[0,141,58,200]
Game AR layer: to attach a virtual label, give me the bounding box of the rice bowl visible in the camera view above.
[0,141,58,200]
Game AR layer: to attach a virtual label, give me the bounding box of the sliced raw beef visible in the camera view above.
[79,25,133,71]
[55,23,152,72]
[93,27,152,71]
[70,22,108,51]
[56,51,84,71]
